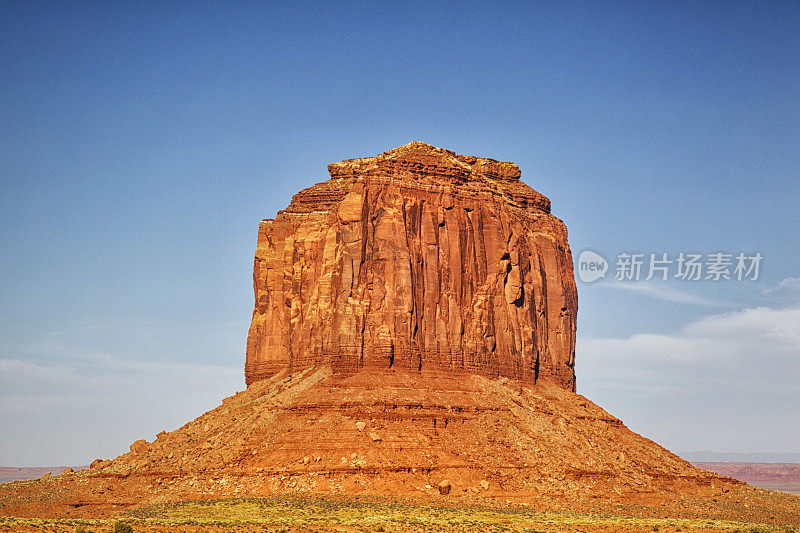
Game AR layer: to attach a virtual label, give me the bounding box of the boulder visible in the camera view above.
[130,439,149,454]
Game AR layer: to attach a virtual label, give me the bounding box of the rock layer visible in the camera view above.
[246,142,577,389]
[0,368,751,519]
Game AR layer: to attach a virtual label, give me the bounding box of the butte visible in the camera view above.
[1,142,777,520]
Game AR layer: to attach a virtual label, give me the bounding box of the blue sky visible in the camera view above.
[2,2,798,465]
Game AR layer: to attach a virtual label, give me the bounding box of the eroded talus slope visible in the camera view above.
[1,367,749,519]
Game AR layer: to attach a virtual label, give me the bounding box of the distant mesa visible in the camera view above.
[246,141,578,390]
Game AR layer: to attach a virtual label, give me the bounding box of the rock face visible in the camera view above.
[246,142,578,390]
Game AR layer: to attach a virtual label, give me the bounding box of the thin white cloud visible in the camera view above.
[581,304,800,369]
[685,305,800,346]
[599,280,730,307]
[0,354,241,397]
[0,318,245,374]
[0,316,245,465]
[577,303,800,453]
[0,353,241,465]
[763,276,800,295]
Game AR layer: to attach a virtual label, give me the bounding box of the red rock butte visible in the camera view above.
[246,142,578,390]
[7,142,800,525]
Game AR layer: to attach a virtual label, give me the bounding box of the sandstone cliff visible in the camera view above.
[246,142,577,390]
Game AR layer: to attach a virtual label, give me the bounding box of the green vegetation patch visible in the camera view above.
[1,494,795,532]
[121,493,787,532]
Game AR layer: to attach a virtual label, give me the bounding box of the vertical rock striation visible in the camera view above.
[6,142,756,519]
[246,142,577,390]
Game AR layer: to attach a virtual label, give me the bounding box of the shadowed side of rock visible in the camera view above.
[245,142,578,390]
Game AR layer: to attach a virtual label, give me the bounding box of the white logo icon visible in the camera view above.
[578,250,608,283]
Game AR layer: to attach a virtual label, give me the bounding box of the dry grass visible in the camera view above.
[2,493,797,532]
